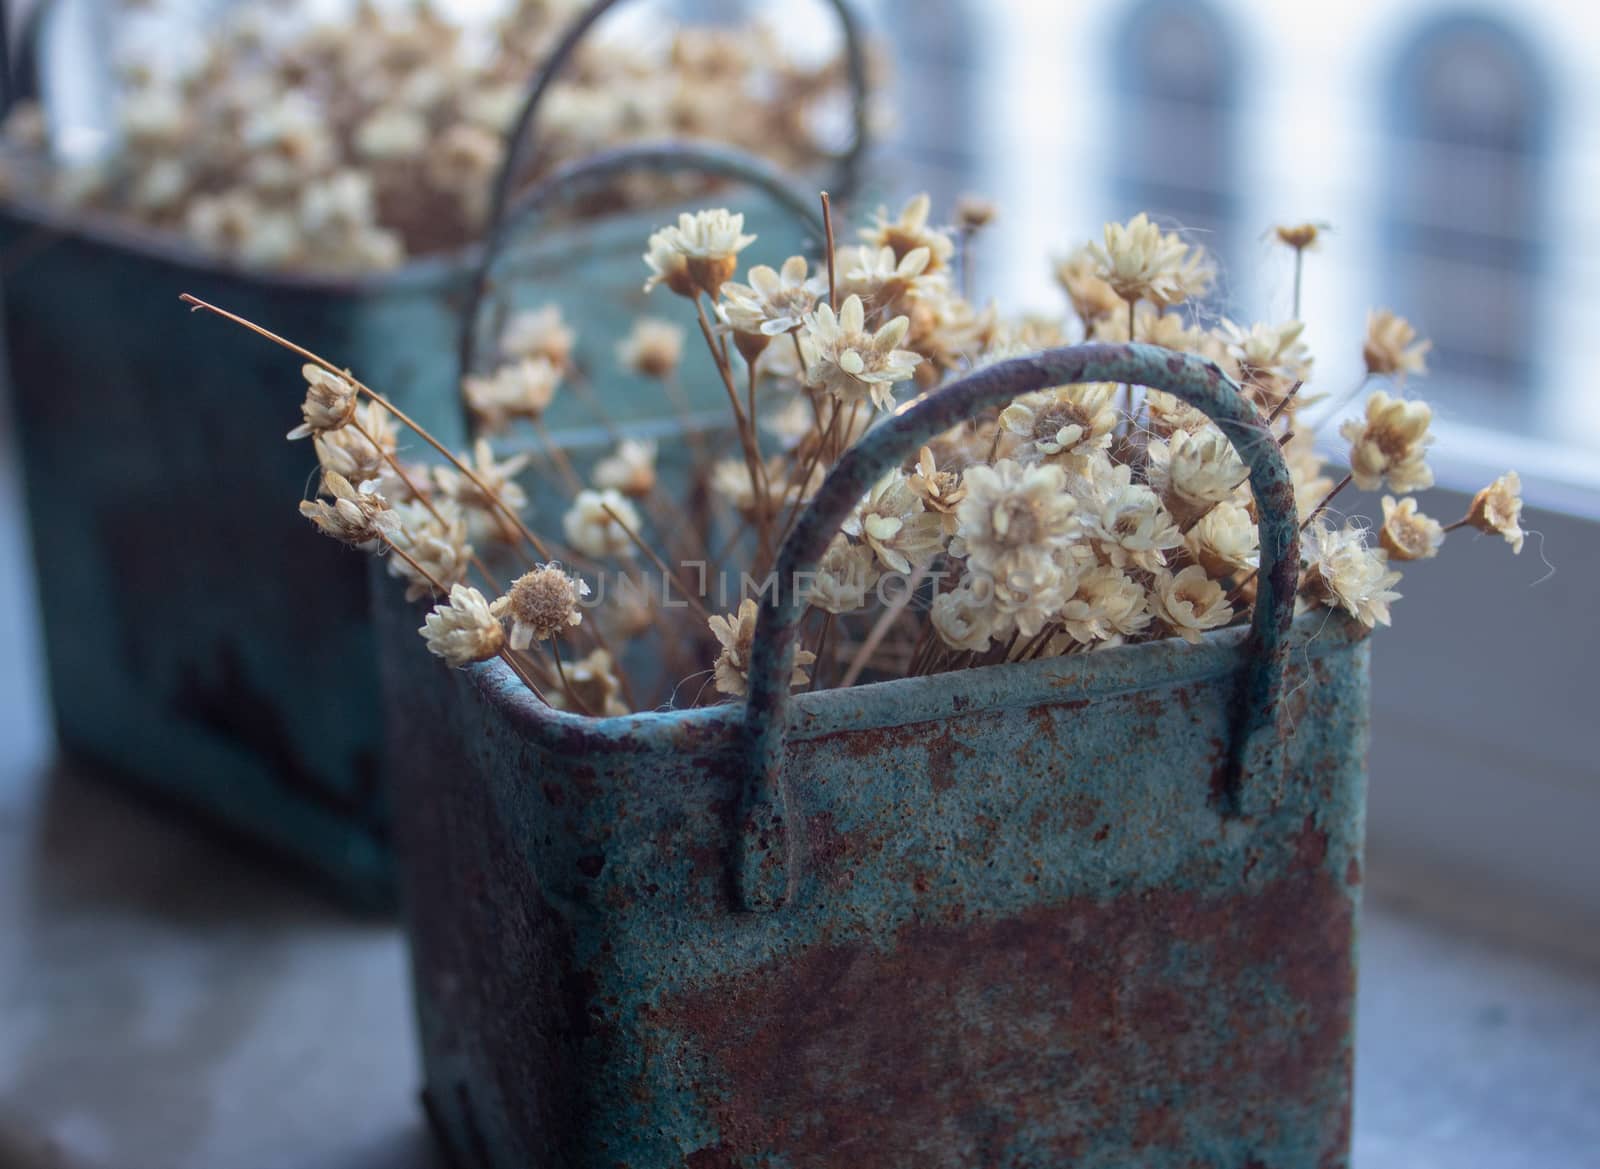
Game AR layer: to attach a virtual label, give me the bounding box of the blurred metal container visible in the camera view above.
[0,0,868,904]
[378,345,1370,1167]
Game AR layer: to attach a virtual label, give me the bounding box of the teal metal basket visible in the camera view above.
[377,346,1371,1167]
[0,0,868,905]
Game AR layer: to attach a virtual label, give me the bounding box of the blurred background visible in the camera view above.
[0,1,1595,1167]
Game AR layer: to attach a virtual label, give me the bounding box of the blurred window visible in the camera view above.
[869,0,983,204]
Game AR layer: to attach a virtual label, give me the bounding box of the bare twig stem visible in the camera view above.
[821,192,838,310]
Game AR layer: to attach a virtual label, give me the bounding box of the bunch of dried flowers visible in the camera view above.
[191,198,1525,717]
[2,0,851,271]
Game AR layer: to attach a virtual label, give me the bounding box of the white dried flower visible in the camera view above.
[1363,309,1431,380]
[907,446,967,534]
[1302,522,1402,629]
[388,500,473,601]
[313,400,395,485]
[593,438,658,498]
[354,106,429,161]
[836,243,936,307]
[1466,472,1525,555]
[860,193,955,272]
[1221,319,1312,391]
[617,318,685,379]
[719,255,822,337]
[550,648,630,718]
[1340,390,1434,494]
[1185,501,1259,578]
[463,357,561,432]
[643,208,756,297]
[805,538,879,614]
[289,364,359,440]
[500,305,574,368]
[1088,213,1212,306]
[709,598,814,696]
[300,472,399,547]
[563,489,640,559]
[1056,565,1151,646]
[1151,565,1234,643]
[1054,244,1125,323]
[434,440,531,544]
[493,564,589,649]
[419,585,506,667]
[1145,426,1248,522]
[800,294,921,411]
[842,471,947,575]
[1379,496,1445,562]
[931,575,1005,653]
[998,383,1118,467]
[952,459,1079,590]
[1082,463,1184,573]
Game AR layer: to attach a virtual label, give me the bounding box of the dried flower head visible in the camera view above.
[931,575,1003,653]
[1466,471,1525,554]
[953,459,1079,589]
[299,471,399,547]
[289,364,359,440]
[617,318,685,380]
[643,209,756,298]
[842,471,947,575]
[1185,501,1259,578]
[1379,496,1445,562]
[708,598,814,696]
[860,193,954,273]
[501,305,575,368]
[419,585,506,667]
[593,438,658,498]
[495,563,589,649]
[1089,213,1212,307]
[1145,426,1248,522]
[836,243,935,308]
[434,439,531,543]
[388,501,473,601]
[1303,521,1402,628]
[563,488,641,559]
[1151,565,1234,643]
[1054,245,1125,324]
[1221,319,1312,396]
[1083,463,1184,573]
[1274,223,1323,251]
[955,195,997,232]
[1363,309,1431,380]
[908,446,967,533]
[999,383,1119,467]
[805,538,879,614]
[800,295,921,411]
[550,648,629,718]
[719,255,822,338]
[1057,565,1152,646]
[312,400,395,485]
[463,357,561,432]
[1341,390,1434,493]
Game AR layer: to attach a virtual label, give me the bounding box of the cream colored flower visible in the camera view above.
[593,438,658,498]
[501,305,575,368]
[931,575,1004,653]
[1054,244,1125,324]
[550,648,630,718]
[1185,501,1259,578]
[388,500,472,601]
[953,459,1079,589]
[1151,565,1234,644]
[955,195,997,232]
[836,243,936,307]
[842,471,946,575]
[708,598,814,696]
[312,400,396,485]
[1466,471,1525,554]
[1088,213,1212,307]
[907,446,967,533]
[563,488,640,559]
[710,455,807,518]
[1302,522,1402,628]
[719,255,822,337]
[998,383,1118,466]
[463,357,561,432]
[1379,496,1445,562]
[434,439,530,543]
[1144,390,1213,437]
[1057,565,1151,646]
[1340,390,1434,493]
[1220,319,1311,391]
[1091,303,1206,352]
[493,564,589,649]
[289,364,359,440]
[617,318,685,379]
[805,538,879,614]
[354,106,429,161]
[1145,426,1247,522]
[419,585,506,667]
[425,122,504,213]
[860,193,954,272]
[643,208,756,297]
[300,471,399,547]
[799,294,921,410]
[1274,223,1323,251]
[1363,309,1431,380]
[1083,463,1184,573]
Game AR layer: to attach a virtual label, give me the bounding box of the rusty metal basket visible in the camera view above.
[379,345,1371,1167]
[0,0,866,904]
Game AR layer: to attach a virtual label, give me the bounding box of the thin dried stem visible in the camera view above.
[601,502,712,623]
[821,191,838,311]
[532,417,585,495]
[840,565,929,687]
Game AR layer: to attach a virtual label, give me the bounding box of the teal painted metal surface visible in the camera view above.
[376,347,1371,1167]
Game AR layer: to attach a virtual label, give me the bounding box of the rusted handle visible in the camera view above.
[483,0,870,252]
[736,344,1303,912]
[455,140,827,384]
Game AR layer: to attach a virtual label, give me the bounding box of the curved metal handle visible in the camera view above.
[482,0,871,259]
[736,343,1303,912]
[456,139,827,383]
